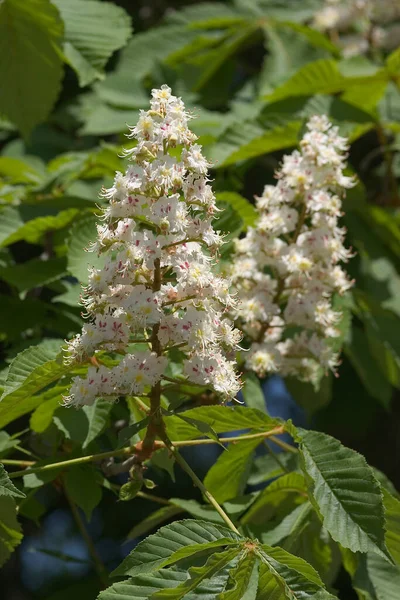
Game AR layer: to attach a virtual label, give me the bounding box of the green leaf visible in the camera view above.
[67,215,105,284]
[0,156,44,184]
[256,544,333,599]
[367,552,400,600]
[204,437,262,503]
[54,399,112,448]
[216,192,257,229]
[0,257,67,293]
[0,207,23,246]
[126,505,184,541]
[115,25,197,82]
[241,373,266,413]
[30,386,69,433]
[53,0,132,87]
[112,519,242,577]
[0,208,79,247]
[259,502,313,547]
[64,465,102,520]
[119,480,143,502]
[151,547,241,599]
[293,428,389,559]
[241,473,307,526]
[99,568,230,600]
[344,327,392,408]
[382,489,400,565]
[0,0,64,136]
[0,464,25,499]
[218,551,257,600]
[0,340,70,428]
[265,59,344,102]
[0,497,23,568]
[164,406,280,441]
[211,120,301,168]
[285,375,332,416]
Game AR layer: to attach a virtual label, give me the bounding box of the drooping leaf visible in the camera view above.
[126,505,184,541]
[204,437,263,503]
[64,465,102,520]
[292,427,389,559]
[0,340,70,428]
[112,519,242,577]
[164,405,281,441]
[0,209,79,247]
[30,386,69,433]
[67,215,105,284]
[241,372,266,413]
[211,120,301,168]
[53,0,132,87]
[0,0,64,136]
[54,399,112,448]
[0,257,68,293]
[241,473,308,526]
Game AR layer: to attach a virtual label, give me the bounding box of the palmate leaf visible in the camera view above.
[292,427,390,559]
[113,520,242,578]
[53,0,132,87]
[204,437,263,503]
[0,0,64,137]
[0,340,71,428]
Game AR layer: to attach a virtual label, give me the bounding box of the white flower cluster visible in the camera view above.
[64,85,241,407]
[313,0,400,55]
[232,115,354,384]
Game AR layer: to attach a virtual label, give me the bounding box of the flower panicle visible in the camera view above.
[232,115,355,385]
[64,85,241,407]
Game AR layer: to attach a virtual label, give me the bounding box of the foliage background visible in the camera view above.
[0,0,399,598]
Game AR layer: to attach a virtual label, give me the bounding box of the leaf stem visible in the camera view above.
[163,437,240,534]
[8,427,285,479]
[63,477,109,588]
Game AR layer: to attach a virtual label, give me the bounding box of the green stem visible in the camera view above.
[8,427,285,479]
[164,438,240,534]
[64,477,109,588]
[269,435,297,454]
